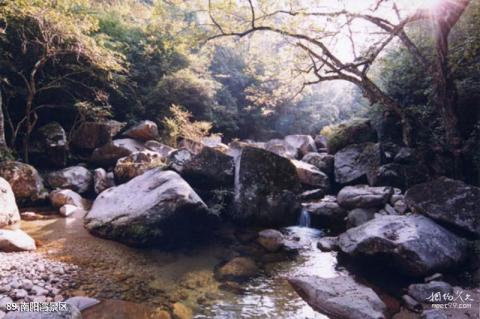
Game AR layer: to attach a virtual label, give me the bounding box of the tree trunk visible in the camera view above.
[431,0,470,178]
[0,90,9,157]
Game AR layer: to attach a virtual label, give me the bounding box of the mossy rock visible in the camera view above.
[323,118,377,154]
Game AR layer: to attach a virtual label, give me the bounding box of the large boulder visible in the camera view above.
[301,152,334,176]
[93,168,115,194]
[346,208,376,229]
[325,119,377,154]
[0,177,20,229]
[178,138,204,155]
[123,120,159,141]
[337,185,393,209]
[291,160,330,191]
[71,120,125,150]
[284,135,317,158]
[289,275,387,319]
[114,150,167,184]
[232,147,301,226]
[264,139,297,159]
[30,122,68,167]
[0,161,47,205]
[46,166,93,194]
[181,147,235,188]
[405,178,480,238]
[85,169,217,247]
[334,143,382,185]
[338,215,469,276]
[0,229,36,252]
[303,195,347,230]
[90,139,145,165]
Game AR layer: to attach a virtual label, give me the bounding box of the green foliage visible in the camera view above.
[321,118,377,153]
[162,104,214,146]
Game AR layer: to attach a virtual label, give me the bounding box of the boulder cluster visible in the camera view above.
[0,118,478,319]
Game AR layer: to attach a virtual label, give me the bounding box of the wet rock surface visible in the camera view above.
[289,275,387,319]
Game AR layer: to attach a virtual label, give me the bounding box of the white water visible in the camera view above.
[298,209,311,228]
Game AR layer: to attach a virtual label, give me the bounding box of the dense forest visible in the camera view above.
[0,0,479,318]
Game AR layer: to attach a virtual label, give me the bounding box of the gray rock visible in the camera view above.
[299,189,325,201]
[334,143,382,185]
[0,161,47,205]
[30,122,68,167]
[405,178,480,237]
[167,149,193,173]
[407,281,453,303]
[338,215,468,276]
[257,229,284,252]
[31,285,48,296]
[0,296,13,311]
[232,147,301,226]
[0,178,20,229]
[264,139,297,159]
[289,275,387,319]
[284,135,317,158]
[346,208,376,229]
[304,195,347,230]
[421,309,447,319]
[123,120,159,141]
[49,190,88,210]
[337,185,393,209]
[301,152,334,176]
[0,229,36,252]
[90,138,145,165]
[181,147,235,188]
[367,163,429,190]
[291,160,330,191]
[317,236,339,252]
[85,169,217,246]
[93,168,115,194]
[71,120,125,150]
[46,166,93,194]
[394,147,415,164]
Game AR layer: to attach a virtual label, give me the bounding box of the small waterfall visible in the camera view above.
[298,209,311,228]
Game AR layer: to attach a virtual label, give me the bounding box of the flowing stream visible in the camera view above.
[19,209,370,318]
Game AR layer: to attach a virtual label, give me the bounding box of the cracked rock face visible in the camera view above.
[405,177,480,238]
[338,215,469,276]
[85,169,217,247]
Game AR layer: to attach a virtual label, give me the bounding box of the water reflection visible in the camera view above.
[196,226,342,319]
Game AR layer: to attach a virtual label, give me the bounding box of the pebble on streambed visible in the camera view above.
[0,252,78,310]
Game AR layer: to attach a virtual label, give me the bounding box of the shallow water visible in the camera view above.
[21,212,345,318]
[196,226,342,319]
